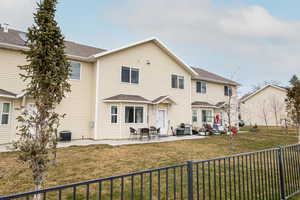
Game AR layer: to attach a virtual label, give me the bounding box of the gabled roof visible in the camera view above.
[0,28,105,61]
[152,95,175,104]
[103,94,151,104]
[191,67,239,86]
[240,84,288,103]
[93,37,198,76]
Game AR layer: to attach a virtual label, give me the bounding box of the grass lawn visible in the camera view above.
[0,127,298,196]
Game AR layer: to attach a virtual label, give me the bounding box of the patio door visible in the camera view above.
[157,109,167,136]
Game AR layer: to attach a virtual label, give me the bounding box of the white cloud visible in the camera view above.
[103,0,300,93]
[0,0,37,31]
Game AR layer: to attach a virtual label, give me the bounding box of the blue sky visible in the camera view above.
[1,0,300,95]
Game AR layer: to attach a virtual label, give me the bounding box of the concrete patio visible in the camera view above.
[0,135,206,152]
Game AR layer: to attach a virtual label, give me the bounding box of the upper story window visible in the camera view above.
[70,61,81,80]
[1,102,10,125]
[224,85,232,96]
[121,67,139,84]
[196,81,207,94]
[171,74,184,89]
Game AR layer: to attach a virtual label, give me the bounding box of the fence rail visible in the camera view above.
[1,144,300,200]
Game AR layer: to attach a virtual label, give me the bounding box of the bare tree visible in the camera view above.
[251,80,282,92]
[269,95,285,126]
[261,100,270,128]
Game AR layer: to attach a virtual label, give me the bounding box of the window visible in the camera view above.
[171,74,184,89]
[121,67,139,84]
[70,61,81,80]
[196,81,207,94]
[1,103,10,125]
[171,75,178,88]
[125,106,144,123]
[111,106,118,123]
[135,107,143,123]
[202,110,212,123]
[192,110,198,122]
[224,85,232,96]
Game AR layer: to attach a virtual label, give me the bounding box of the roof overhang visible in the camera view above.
[0,42,96,63]
[102,99,152,104]
[92,37,198,76]
[0,92,25,99]
[192,76,240,86]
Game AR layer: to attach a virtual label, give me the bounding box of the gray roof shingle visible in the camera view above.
[0,28,106,58]
[0,89,17,97]
[192,67,239,86]
[192,101,215,107]
[103,94,150,103]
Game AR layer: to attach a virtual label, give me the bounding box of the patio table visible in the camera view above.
[138,128,151,140]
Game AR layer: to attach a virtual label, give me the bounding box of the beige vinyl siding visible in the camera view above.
[0,48,96,143]
[192,80,237,104]
[95,41,192,139]
[0,49,27,94]
[240,86,287,126]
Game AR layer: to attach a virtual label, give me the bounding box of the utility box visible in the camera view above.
[59,131,72,141]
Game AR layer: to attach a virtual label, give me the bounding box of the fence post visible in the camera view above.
[278,147,286,200]
[187,161,194,200]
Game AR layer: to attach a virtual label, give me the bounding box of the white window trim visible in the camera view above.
[120,66,140,85]
[124,105,145,124]
[110,105,118,124]
[171,73,185,89]
[0,102,11,125]
[196,81,207,94]
[69,61,82,81]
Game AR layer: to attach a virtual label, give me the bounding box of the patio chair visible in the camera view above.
[157,128,160,136]
[129,127,139,140]
[150,126,159,139]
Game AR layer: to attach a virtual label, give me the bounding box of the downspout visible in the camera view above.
[94,59,100,140]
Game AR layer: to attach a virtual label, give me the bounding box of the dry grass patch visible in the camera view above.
[0,127,298,196]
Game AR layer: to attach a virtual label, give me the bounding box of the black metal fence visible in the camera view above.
[1,144,300,200]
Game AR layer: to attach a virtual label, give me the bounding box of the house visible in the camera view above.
[239,84,288,126]
[0,28,239,144]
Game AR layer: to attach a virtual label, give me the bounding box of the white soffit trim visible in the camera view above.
[92,37,198,76]
[241,84,287,103]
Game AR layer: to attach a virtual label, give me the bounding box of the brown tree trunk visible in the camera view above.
[33,179,43,200]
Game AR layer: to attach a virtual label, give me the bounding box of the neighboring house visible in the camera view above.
[239,85,288,126]
[0,28,239,144]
